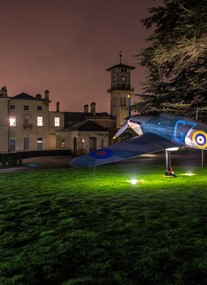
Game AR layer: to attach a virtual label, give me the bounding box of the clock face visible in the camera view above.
[121,75,127,82]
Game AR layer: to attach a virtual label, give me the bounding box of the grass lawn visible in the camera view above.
[1,163,207,285]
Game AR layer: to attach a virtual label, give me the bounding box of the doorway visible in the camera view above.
[90,137,97,152]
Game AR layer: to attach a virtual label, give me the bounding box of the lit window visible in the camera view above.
[37,116,43,126]
[9,116,16,126]
[54,117,60,127]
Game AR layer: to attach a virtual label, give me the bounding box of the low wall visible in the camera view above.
[0,149,71,167]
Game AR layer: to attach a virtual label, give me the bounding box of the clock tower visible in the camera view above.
[106,53,135,128]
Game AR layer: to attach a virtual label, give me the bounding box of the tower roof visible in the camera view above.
[106,63,135,72]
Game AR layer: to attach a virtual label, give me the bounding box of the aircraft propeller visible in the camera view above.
[113,94,147,140]
[113,118,143,139]
[113,121,129,139]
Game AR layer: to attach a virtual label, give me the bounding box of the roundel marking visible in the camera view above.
[90,148,113,159]
[192,130,207,149]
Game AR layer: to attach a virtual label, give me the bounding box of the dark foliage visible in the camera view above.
[137,0,207,116]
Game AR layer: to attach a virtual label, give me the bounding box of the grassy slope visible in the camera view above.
[1,164,207,285]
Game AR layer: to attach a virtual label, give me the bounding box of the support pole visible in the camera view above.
[165,149,171,176]
[201,149,204,167]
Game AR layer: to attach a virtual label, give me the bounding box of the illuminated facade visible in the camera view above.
[0,87,115,156]
[0,87,64,153]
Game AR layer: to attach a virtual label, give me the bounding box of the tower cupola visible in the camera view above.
[106,53,135,127]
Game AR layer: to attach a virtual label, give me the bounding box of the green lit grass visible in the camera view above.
[1,164,207,285]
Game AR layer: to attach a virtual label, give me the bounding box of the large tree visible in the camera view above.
[137,0,207,116]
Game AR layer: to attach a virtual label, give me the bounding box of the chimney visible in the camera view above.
[56,102,60,112]
[35,94,42,99]
[84,104,89,113]
[91,102,96,116]
[45,90,49,100]
[0,86,7,97]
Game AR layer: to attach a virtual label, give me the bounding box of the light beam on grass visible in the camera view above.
[181,172,195,176]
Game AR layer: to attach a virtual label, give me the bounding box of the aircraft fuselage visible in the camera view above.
[132,113,207,149]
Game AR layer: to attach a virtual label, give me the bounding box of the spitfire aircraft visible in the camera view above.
[70,112,207,171]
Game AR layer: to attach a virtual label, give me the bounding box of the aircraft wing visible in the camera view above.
[70,132,180,167]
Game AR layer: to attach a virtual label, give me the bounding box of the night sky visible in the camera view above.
[0,0,162,112]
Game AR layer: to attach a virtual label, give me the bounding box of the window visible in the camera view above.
[37,137,43,150]
[24,105,29,110]
[10,105,15,110]
[24,138,29,151]
[37,116,43,126]
[61,139,65,148]
[9,116,16,127]
[37,106,42,110]
[9,138,16,151]
[54,117,60,127]
[24,114,31,126]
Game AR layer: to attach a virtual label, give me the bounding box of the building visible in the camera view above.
[57,102,116,155]
[0,87,64,154]
[0,58,135,160]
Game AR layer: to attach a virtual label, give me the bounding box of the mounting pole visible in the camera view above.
[165,149,171,176]
[127,94,131,117]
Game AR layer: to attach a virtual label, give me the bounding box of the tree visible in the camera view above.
[137,0,207,117]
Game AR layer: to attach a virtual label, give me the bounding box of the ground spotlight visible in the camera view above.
[128,178,144,185]
[130,179,138,185]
